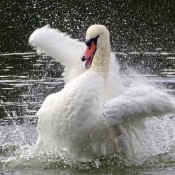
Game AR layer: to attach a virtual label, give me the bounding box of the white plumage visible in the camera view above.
[29,24,175,162]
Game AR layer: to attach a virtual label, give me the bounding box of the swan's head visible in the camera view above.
[81,25,110,69]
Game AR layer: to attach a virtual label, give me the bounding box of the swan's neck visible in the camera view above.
[90,44,111,78]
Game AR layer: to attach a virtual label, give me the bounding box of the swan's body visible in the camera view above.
[29,25,175,161]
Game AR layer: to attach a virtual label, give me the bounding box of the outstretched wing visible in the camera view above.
[29,25,86,83]
[103,85,175,160]
[103,85,175,126]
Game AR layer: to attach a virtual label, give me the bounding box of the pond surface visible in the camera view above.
[1,1,175,174]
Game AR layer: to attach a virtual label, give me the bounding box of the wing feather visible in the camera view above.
[103,85,175,160]
[29,25,86,83]
[103,85,175,127]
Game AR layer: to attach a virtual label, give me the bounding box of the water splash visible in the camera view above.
[1,53,175,175]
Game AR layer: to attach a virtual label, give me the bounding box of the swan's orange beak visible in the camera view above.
[81,41,97,69]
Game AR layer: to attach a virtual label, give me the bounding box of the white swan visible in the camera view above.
[29,24,175,161]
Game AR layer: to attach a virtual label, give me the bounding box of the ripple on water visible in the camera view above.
[22,55,36,58]
[0,52,36,56]
[0,76,10,78]
[17,76,29,78]
[1,102,28,106]
[0,80,17,83]
[33,64,45,66]
[39,82,63,85]
[1,88,14,90]
[166,57,175,60]
[9,83,33,87]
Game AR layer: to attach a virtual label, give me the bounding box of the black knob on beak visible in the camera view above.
[81,56,86,62]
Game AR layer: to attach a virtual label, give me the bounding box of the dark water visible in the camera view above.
[1,0,175,174]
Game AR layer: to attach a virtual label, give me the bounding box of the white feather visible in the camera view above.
[29,25,175,162]
[104,85,175,126]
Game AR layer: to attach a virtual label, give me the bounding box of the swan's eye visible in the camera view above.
[86,40,92,50]
[86,40,91,47]
[85,35,99,49]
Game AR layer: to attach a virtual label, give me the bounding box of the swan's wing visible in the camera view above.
[103,85,175,126]
[29,25,86,83]
[103,85,175,160]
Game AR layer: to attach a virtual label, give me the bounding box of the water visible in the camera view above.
[1,0,175,174]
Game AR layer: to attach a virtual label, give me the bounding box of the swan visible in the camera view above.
[29,24,175,162]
